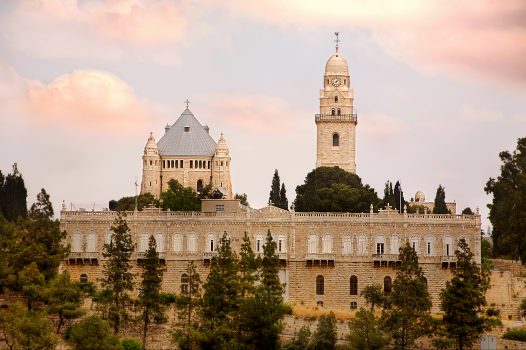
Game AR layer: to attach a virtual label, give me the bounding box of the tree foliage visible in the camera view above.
[462,207,474,215]
[101,214,135,335]
[307,312,337,350]
[115,193,159,211]
[234,193,249,207]
[294,167,381,212]
[348,308,389,350]
[432,185,450,214]
[68,316,122,350]
[269,170,288,210]
[0,163,27,221]
[440,239,491,350]
[382,180,405,213]
[381,243,431,349]
[283,325,311,350]
[361,284,385,312]
[160,179,201,211]
[485,138,526,261]
[138,235,167,349]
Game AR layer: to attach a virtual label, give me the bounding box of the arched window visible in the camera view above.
[80,274,88,283]
[322,235,333,253]
[337,108,341,116]
[342,235,352,255]
[384,276,392,294]
[207,233,215,252]
[332,133,339,147]
[316,275,324,295]
[173,233,183,252]
[155,233,164,252]
[139,234,149,252]
[350,275,358,295]
[181,273,189,294]
[72,233,82,252]
[105,232,112,246]
[350,301,358,309]
[444,236,453,256]
[358,235,367,256]
[308,234,318,254]
[376,235,385,255]
[334,96,338,103]
[256,234,263,253]
[331,109,335,116]
[197,179,203,193]
[187,233,197,252]
[87,233,97,252]
[422,277,428,286]
[277,234,286,253]
[390,235,399,254]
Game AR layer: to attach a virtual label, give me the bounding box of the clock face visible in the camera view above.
[331,78,341,87]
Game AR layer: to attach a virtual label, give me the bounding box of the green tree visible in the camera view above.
[160,179,200,211]
[283,325,311,350]
[199,232,239,349]
[0,163,28,221]
[234,193,249,207]
[485,138,526,261]
[347,308,389,350]
[432,185,449,214]
[269,170,288,210]
[361,284,384,312]
[382,180,395,209]
[173,261,202,350]
[68,316,122,350]
[0,302,57,350]
[393,181,405,213]
[138,235,167,349]
[307,311,337,350]
[462,207,474,215]
[294,167,381,213]
[45,271,85,333]
[115,193,160,211]
[18,262,45,311]
[440,239,491,350]
[381,243,431,350]
[0,214,23,292]
[101,214,135,335]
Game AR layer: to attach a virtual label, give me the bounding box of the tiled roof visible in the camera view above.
[157,109,217,156]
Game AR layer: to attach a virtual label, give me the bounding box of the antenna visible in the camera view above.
[134,178,138,211]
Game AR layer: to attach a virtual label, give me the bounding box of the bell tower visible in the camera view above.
[315,32,357,173]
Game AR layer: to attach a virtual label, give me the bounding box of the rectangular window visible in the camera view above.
[278,240,283,252]
[208,161,211,169]
[163,160,165,168]
[427,242,431,255]
[216,204,224,212]
[446,244,450,256]
[175,160,178,168]
[221,161,224,166]
[376,243,384,255]
[180,160,183,168]
[190,160,193,168]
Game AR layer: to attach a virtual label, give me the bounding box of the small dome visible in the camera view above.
[415,190,425,203]
[325,52,349,76]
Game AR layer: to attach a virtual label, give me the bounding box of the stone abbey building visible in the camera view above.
[60,39,481,312]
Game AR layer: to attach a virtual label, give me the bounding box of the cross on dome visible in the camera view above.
[334,32,340,52]
[184,99,191,109]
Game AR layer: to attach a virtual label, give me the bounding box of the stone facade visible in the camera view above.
[60,205,480,313]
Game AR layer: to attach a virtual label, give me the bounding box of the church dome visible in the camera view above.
[325,52,349,76]
[415,190,425,203]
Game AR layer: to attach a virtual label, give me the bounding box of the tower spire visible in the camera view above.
[334,32,340,52]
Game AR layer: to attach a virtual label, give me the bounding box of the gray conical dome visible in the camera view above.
[157,109,217,156]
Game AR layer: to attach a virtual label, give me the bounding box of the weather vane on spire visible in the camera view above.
[184,99,191,109]
[334,32,340,52]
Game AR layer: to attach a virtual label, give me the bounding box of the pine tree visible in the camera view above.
[360,284,384,312]
[307,311,337,350]
[433,185,449,214]
[138,235,167,350]
[279,183,289,210]
[348,308,389,350]
[101,213,135,335]
[269,170,281,207]
[199,232,240,348]
[381,243,431,350]
[238,232,258,298]
[394,181,405,213]
[173,261,202,350]
[44,271,85,333]
[440,239,491,350]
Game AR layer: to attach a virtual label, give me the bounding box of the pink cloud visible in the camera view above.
[215,0,526,89]
[359,112,411,138]
[0,64,153,133]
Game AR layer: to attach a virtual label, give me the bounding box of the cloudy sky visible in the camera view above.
[0,0,525,229]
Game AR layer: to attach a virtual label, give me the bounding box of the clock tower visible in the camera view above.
[315,33,357,173]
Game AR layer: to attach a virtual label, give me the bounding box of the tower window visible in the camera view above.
[350,275,358,295]
[180,160,183,168]
[184,126,190,132]
[197,179,203,192]
[332,133,339,147]
[316,275,324,295]
[335,96,338,103]
[190,160,193,168]
[337,108,341,116]
[331,109,335,116]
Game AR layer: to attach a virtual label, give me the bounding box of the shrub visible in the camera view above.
[486,308,500,317]
[122,338,142,350]
[68,316,122,350]
[502,329,526,342]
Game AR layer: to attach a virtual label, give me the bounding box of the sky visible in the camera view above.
[0,0,525,231]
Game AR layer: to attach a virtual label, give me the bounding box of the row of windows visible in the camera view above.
[315,275,396,296]
[163,159,185,169]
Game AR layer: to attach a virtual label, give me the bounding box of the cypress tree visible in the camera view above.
[101,214,135,335]
[440,239,491,350]
[394,181,405,213]
[433,185,449,214]
[269,170,281,207]
[279,183,289,210]
[381,243,431,349]
[1,163,27,221]
[138,235,166,350]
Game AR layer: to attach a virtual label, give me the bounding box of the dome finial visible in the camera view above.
[334,32,340,52]
[184,98,191,109]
